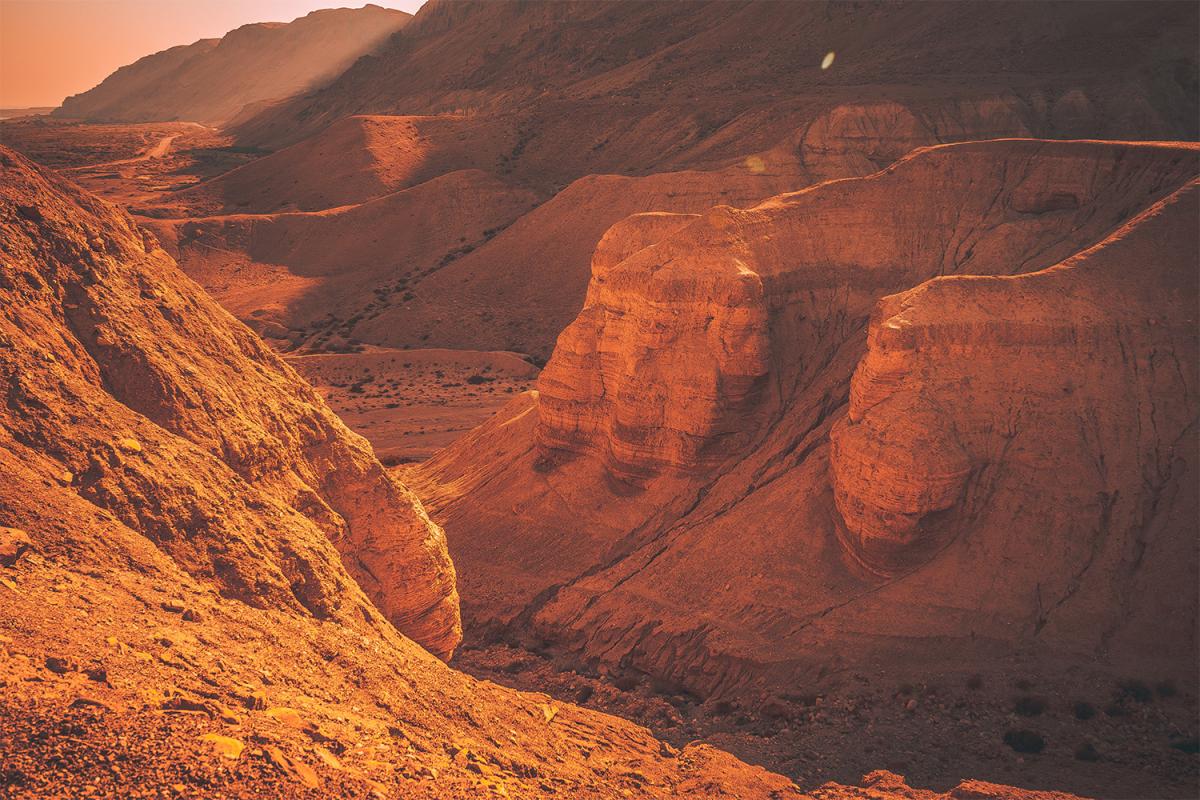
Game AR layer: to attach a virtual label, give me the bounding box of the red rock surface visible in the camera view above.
[411,140,1199,707]
[0,140,1096,800]
[0,144,460,660]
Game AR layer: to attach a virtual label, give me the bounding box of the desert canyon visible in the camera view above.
[0,1,1197,798]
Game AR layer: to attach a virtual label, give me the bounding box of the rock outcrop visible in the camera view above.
[55,6,410,125]
[534,140,1199,483]
[0,144,460,659]
[412,140,1198,713]
[829,179,1199,660]
[0,143,819,798]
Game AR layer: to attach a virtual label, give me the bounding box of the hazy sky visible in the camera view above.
[0,1,426,108]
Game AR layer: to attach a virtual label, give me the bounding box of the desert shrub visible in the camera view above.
[575,685,594,705]
[1015,678,1034,691]
[1073,701,1096,721]
[1004,729,1045,754]
[1169,737,1199,754]
[966,674,984,690]
[1156,680,1178,699]
[1074,742,1101,762]
[612,675,640,692]
[1013,696,1048,717]
[1115,679,1154,704]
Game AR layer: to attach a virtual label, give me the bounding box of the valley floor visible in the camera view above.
[455,644,1199,799]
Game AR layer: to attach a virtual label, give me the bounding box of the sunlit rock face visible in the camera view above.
[536,140,1198,487]
[0,145,461,660]
[831,179,1199,590]
[536,208,773,482]
[418,139,1198,702]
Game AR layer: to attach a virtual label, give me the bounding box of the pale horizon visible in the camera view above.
[0,0,426,109]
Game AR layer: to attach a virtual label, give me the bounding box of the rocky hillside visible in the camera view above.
[0,143,797,797]
[0,142,1097,799]
[132,0,1198,363]
[409,139,1199,707]
[55,5,410,125]
[236,0,1198,153]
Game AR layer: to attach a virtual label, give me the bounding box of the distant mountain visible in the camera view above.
[55,5,411,125]
[235,0,1200,151]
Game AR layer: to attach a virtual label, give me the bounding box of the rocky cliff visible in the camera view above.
[0,144,459,659]
[534,140,1199,484]
[407,139,1199,797]
[414,140,1198,693]
[0,143,827,797]
[829,179,1199,659]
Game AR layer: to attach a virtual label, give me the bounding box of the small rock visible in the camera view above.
[162,695,210,715]
[237,687,267,710]
[71,695,114,712]
[161,599,186,613]
[265,706,307,729]
[0,527,32,567]
[45,655,78,675]
[198,733,244,760]
[314,746,342,770]
[116,437,142,454]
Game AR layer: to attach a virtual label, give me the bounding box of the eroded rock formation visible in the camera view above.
[0,144,460,659]
[412,140,1199,713]
[0,143,820,797]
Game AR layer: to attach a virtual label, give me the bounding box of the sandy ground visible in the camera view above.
[289,347,539,463]
[0,118,261,207]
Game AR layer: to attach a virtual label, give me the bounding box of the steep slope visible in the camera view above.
[141,0,1196,363]
[0,143,813,798]
[0,144,460,659]
[55,6,410,125]
[409,140,1199,704]
[236,0,1198,154]
[142,168,540,349]
[0,141,1085,800]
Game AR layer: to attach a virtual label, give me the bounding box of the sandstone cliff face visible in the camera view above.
[56,7,411,125]
[0,145,460,659]
[794,87,1172,183]
[413,140,1199,719]
[536,207,772,481]
[829,180,1199,655]
[535,141,1199,483]
[0,142,841,799]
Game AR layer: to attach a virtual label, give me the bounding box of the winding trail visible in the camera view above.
[63,123,211,172]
